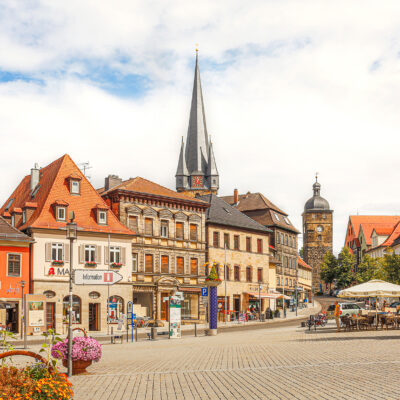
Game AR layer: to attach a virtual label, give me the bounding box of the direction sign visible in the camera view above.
[201,287,208,297]
[73,269,123,285]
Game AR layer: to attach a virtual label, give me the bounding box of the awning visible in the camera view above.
[247,292,287,300]
[179,287,201,293]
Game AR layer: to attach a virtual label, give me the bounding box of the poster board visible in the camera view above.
[169,294,182,339]
[25,294,46,335]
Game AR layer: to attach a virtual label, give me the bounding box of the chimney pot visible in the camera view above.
[30,163,40,192]
[234,188,239,204]
[105,175,122,191]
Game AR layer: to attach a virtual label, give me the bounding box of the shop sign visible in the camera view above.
[46,266,70,276]
[169,295,181,339]
[74,270,123,285]
[201,287,208,297]
[28,301,45,327]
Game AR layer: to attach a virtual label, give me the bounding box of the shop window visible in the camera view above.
[257,239,263,254]
[63,295,81,324]
[224,233,230,249]
[51,243,63,262]
[161,255,169,273]
[246,267,252,282]
[190,258,198,275]
[246,237,251,252]
[7,254,21,277]
[145,254,153,273]
[176,257,184,274]
[176,222,184,239]
[190,224,198,241]
[182,293,199,320]
[110,246,120,264]
[144,218,153,236]
[161,220,169,238]
[108,296,124,323]
[257,268,263,282]
[213,231,219,247]
[234,265,240,281]
[128,216,138,233]
[234,235,240,250]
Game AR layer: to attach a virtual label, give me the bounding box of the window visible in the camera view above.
[89,291,100,299]
[182,293,199,320]
[71,180,80,194]
[7,254,21,276]
[132,253,138,272]
[283,257,287,268]
[289,279,292,287]
[280,233,284,243]
[85,245,96,263]
[51,243,63,262]
[161,220,169,238]
[22,210,26,224]
[284,235,288,245]
[274,212,280,221]
[161,255,169,273]
[224,233,230,249]
[176,222,184,239]
[246,237,251,252]
[284,217,290,224]
[246,267,252,282]
[289,237,292,247]
[276,233,280,244]
[128,216,138,232]
[234,235,240,250]
[257,268,263,282]
[57,207,66,221]
[285,278,288,286]
[213,231,219,247]
[234,265,240,281]
[277,277,280,286]
[190,258,198,275]
[176,257,184,274]
[98,211,107,225]
[145,254,153,272]
[107,296,124,323]
[63,295,81,324]
[190,224,198,241]
[44,290,56,298]
[257,239,263,254]
[144,218,153,236]
[110,246,120,263]
[224,264,230,280]
[318,235,322,241]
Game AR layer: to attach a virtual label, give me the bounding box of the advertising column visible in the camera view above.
[169,293,182,339]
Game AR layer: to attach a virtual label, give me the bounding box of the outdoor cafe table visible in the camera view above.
[349,316,368,330]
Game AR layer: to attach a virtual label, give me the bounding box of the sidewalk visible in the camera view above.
[9,302,321,346]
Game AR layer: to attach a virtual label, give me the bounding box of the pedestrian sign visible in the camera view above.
[201,287,208,297]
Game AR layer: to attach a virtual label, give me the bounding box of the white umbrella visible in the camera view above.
[338,280,400,298]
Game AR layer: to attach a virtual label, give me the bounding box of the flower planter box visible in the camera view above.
[85,262,97,267]
[52,260,64,266]
[110,263,122,268]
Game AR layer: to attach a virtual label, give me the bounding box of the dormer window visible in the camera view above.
[98,210,107,225]
[57,207,66,221]
[94,204,108,225]
[71,180,80,194]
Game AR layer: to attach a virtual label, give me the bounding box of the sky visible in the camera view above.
[1,1,400,254]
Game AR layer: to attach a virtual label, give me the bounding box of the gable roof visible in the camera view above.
[0,154,133,235]
[99,177,207,206]
[0,216,33,242]
[381,222,400,248]
[198,194,271,234]
[350,216,400,238]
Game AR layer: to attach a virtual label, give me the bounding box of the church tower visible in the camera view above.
[302,175,333,292]
[176,51,219,197]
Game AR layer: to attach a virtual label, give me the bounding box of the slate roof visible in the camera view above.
[0,216,33,242]
[198,194,271,233]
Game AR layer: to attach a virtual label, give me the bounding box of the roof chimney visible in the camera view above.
[105,175,122,191]
[234,188,239,204]
[30,163,40,192]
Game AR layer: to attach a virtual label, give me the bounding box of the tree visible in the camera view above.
[299,247,304,259]
[382,248,400,284]
[320,251,337,288]
[335,247,355,289]
[356,255,385,283]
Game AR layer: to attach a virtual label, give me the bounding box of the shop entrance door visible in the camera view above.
[46,302,55,330]
[89,303,100,331]
[160,292,169,321]
[6,305,18,333]
[233,296,240,318]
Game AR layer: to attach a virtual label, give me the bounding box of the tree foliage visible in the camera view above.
[356,255,385,283]
[320,251,337,286]
[382,248,400,284]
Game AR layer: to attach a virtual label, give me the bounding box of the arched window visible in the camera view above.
[108,296,124,323]
[89,291,100,299]
[63,295,81,324]
[43,290,56,299]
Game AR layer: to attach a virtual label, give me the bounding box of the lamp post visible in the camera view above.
[258,284,262,322]
[224,244,227,323]
[20,280,25,340]
[66,213,77,377]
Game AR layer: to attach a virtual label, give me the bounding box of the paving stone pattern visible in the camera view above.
[71,322,400,399]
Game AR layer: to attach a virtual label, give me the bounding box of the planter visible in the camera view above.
[62,359,92,375]
[85,262,97,267]
[110,263,122,268]
[205,280,222,287]
[52,261,64,266]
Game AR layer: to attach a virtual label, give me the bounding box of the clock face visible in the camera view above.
[192,176,203,188]
[316,225,324,233]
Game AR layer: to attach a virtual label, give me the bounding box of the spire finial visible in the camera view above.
[195,43,199,53]
[315,172,319,183]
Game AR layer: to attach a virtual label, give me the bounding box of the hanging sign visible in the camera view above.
[169,295,181,339]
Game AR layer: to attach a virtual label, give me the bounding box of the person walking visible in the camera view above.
[334,301,341,332]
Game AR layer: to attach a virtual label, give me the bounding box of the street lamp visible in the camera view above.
[20,280,25,341]
[258,284,262,322]
[66,212,77,377]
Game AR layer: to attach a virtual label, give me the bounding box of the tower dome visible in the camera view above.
[304,175,330,211]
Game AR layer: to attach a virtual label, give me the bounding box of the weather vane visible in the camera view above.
[315,172,319,182]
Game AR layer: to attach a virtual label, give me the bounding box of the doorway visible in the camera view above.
[46,302,55,330]
[6,304,18,333]
[160,292,169,321]
[89,303,100,331]
[233,295,240,317]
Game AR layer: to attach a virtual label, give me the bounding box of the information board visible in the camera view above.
[169,295,181,339]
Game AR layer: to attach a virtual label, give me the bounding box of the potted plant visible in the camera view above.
[85,261,97,267]
[52,334,102,375]
[110,262,122,268]
[205,263,222,285]
[52,260,64,266]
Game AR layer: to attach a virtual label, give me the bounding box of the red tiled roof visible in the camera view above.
[2,211,10,217]
[381,222,400,247]
[0,154,134,235]
[23,202,38,208]
[350,216,400,237]
[297,256,312,270]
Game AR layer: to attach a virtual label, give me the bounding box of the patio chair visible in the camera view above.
[383,316,396,330]
[358,317,369,330]
[340,316,351,331]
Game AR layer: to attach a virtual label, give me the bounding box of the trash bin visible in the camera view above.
[265,307,273,320]
[260,314,265,322]
[151,327,157,340]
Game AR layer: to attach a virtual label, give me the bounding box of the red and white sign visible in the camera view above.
[73,269,123,285]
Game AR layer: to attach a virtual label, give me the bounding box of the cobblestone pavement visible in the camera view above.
[69,319,400,400]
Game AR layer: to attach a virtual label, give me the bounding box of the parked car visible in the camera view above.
[389,301,400,308]
[326,302,364,319]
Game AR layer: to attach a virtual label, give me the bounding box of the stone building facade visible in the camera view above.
[302,177,333,292]
[100,176,209,325]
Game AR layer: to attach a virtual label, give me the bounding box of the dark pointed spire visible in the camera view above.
[185,49,209,175]
[176,137,188,176]
[313,172,321,196]
[206,138,218,176]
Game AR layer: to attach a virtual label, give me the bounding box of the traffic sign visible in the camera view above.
[201,287,208,297]
[73,269,123,285]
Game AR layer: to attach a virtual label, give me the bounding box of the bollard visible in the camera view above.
[135,325,138,342]
[151,327,157,340]
[195,323,197,337]
[111,327,114,344]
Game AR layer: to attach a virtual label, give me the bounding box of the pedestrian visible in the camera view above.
[334,301,341,332]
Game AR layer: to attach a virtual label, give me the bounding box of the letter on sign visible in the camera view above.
[104,272,113,283]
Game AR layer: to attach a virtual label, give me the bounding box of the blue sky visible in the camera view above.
[1,0,400,253]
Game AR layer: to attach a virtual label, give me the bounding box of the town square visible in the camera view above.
[2,1,400,399]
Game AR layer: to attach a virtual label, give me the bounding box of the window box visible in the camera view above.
[52,260,64,266]
[85,261,97,267]
[110,262,122,268]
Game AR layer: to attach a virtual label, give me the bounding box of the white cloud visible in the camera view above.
[1,0,400,253]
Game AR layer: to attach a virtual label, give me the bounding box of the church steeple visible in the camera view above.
[176,50,219,196]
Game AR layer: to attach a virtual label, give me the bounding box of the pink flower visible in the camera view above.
[52,336,102,362]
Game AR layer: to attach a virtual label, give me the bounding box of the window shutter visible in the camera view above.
[104,246,109,264]
[96,246,102,263]
[64,244,70,262]
[79,245,84,264]
[45,243,51,262]
[121,247,126,265]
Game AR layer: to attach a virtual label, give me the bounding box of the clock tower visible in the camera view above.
[175,50,219,197]
[302,176,333,292]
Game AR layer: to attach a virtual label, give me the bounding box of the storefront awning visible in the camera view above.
[179,287,201,293]
[247,292,285,300]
